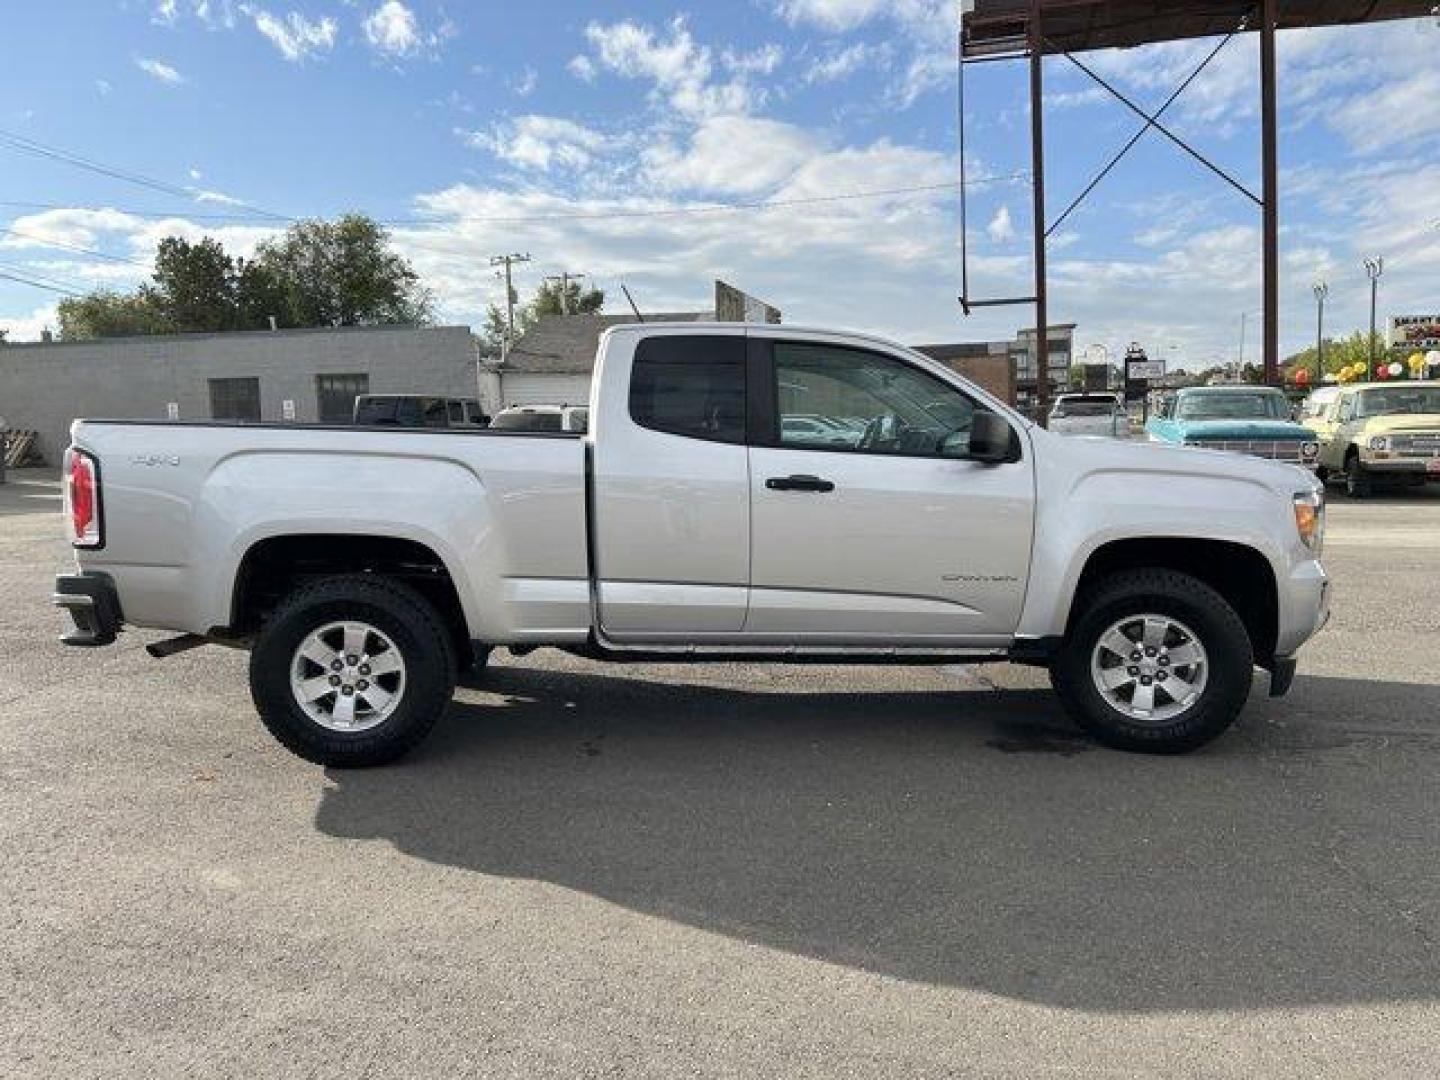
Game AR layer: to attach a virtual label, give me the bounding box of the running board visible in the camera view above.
[563,639,1009,666]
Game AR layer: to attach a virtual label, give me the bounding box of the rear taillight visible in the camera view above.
[64,449,102,548]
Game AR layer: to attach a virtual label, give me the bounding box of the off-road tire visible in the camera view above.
[249,575,456,767]
[1050,569,1254,754]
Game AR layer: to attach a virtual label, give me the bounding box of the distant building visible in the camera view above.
[0,324,478,464]
[915,324,1076,411]
[486,312,708,409]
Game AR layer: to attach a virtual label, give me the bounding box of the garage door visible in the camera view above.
[501,374,593,408]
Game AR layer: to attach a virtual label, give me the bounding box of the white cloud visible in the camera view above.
[0,303,59,344]
[511,65,538,97]
[805,43,872,85]
[136,58,185,84]
[188,167,204,180]
[723,43,784,77]
[192,189,247,206]
[580,17,753,120]
[363,1,421,58]
[643,116,817,195]
[775,0,892,31]
[95,78,112,96]
[987,205,1015,243]
[461,115,608,172]
[152,1,238,29]
[568,54,596,82]
[1330,68,1440,154]
[244,7,338,62]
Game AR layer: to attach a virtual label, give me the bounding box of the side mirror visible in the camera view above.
[968,411,1012,464]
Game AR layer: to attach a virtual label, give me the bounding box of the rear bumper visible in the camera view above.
[54,572,123,646]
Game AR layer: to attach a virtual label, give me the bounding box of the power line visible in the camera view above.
[0,269,83,297]
[0,171,1032,231]
[0,125,292,223]
[383,175,1032,226]
[0,225,150,267]
[0,261,92,293]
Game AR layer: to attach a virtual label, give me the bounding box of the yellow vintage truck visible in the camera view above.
[1303,381,1440,497]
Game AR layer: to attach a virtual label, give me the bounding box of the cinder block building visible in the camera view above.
[0,324,480,463]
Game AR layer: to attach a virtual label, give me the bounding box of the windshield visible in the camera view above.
[1176,392,1285,421]
[1355,387,1440,417]
[1053,398,1116,418]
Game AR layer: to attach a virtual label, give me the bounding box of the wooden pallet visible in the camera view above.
[3,430,43,468]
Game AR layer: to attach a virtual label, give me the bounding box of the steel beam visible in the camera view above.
[1029,0,1051,427]
[1261,0,1279,384]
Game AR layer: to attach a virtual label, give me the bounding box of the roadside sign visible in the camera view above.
[166,402,179,420]
[1123,345,1162,403]
[282,399,296,421]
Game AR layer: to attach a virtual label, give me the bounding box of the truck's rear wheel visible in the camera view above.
[249,575,456,767]
[1049,570,1253,754]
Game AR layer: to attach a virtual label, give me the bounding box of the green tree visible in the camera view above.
[1283,331,1378,381]
[151,237,237,332]
[255,214,431,327]
[482,277,605,348]
[53,213,429,340]
[57,289,169,340]
[233,257,289,330]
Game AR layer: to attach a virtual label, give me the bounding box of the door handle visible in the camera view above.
[766,474,835,493]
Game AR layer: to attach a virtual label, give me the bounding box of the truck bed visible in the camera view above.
[69,419,591,643]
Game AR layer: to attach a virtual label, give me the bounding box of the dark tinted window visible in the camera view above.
[421,398,449,428]
[209,377,261,422]
[353,396,423,425]
[491,410,563,431]
[629,335,745,444]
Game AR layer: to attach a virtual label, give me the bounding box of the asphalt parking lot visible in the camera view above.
[3,470,1439,1078]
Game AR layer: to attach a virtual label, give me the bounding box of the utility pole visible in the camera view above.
[544,271,587,315]
[1364,256,1384,380]
[1312,281,1328,386]
[489,252,532,359]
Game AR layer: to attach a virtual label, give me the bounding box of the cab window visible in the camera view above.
[772,342,980,458]
[629,335,746,444]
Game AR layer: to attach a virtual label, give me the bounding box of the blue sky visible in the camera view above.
[1,1,1437,369]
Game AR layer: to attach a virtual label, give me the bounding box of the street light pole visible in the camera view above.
[1312,281,1328,385]
[1364,256,1384,380]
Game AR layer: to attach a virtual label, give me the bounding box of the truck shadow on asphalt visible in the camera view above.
[314,664,1440,1013]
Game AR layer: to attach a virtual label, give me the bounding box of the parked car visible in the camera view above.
[489,404,589,433]
[1048,393,1128,438]
[1302,381,1440,497]
[55,323,1328,764]
[780,414,858,447]
[1146,385,1319,469]
[352,395,489,428]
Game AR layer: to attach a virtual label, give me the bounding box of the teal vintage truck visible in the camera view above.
[1147,385,1319,470]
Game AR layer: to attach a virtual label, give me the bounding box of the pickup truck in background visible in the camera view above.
[1301,381,1440,497]
[55,324,1329,765]
[1147,385,1320,469]
[1047,392,1129,438]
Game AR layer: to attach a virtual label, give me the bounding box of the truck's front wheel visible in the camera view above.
[249,575,456,767]
[1049,570,1253,754]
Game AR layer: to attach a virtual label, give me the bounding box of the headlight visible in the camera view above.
[1293,490,1324,552]
[1368,435,1391,452]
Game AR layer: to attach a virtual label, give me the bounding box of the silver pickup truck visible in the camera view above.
[55,324,1329,764]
